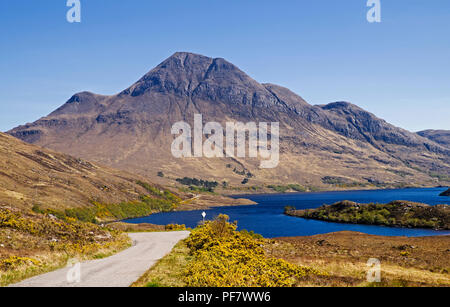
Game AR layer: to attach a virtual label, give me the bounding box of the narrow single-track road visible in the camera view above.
[11,231,190,287]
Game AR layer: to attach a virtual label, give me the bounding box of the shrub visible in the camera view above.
[176,177,218,192]
[0,256,40,271]
[284,206,296,214]
[269,184,307,193]
[183,215,325,287]
[165,224,187,231]
[36,184,181,224]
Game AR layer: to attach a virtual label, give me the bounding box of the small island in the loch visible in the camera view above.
[440,188,450,197]
[285,200,450,230]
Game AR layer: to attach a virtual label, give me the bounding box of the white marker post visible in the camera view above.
[202,211,206,223]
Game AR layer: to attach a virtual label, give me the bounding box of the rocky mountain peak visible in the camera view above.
[118,52,296,111]
[6,52,450,186]
[123,52,254,98]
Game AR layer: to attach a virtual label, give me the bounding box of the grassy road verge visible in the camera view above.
[0,207,131,286]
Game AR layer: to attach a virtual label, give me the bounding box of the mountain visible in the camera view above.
[0,132,155,211]
[8,52,450,189]
[417,130,450,149]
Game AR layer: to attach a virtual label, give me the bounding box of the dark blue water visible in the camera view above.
[124,188,450,238]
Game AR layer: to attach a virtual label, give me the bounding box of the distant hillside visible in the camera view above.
[8,52,450,189]
[418,130,450,149]
[0,132,162,211]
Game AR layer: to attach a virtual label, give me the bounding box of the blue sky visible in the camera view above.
[0,0,449,132]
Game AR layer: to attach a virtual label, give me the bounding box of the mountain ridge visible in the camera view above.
[418,130,450,149]
[8,52,450,188]
[0,131,153,210]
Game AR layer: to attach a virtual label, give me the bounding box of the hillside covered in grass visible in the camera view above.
[285,200,450,230]
[0,206,130,286]
[0,132,183,216]
[0,132,186,285]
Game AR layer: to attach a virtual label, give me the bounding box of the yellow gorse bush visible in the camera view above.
[183,215,325,287]
[165,224,187,231]
[0,256,41,271]
[0,208,120,244]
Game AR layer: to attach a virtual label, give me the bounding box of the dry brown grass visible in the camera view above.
[271,231,450,287]
[131,240,191,287]
[107,222,165,233]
